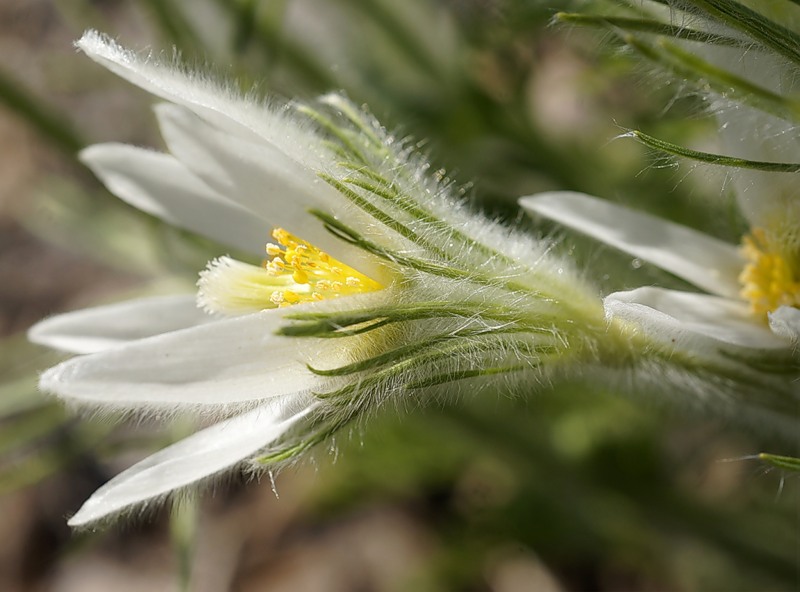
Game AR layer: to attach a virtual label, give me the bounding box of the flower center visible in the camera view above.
[738,228,800,317]
[197,228,382,315]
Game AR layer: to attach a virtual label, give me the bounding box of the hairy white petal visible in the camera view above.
[604,294,735,356]
[39,310,328,411]
[606,288,788,349]
[68,395,318,527]
[76,30,324,167]
[769,306,800,342]
[80,144,267,255]
[28,295,209,354]
[38,293,389,411]
[154,103,385,280]
[520,192,743,299]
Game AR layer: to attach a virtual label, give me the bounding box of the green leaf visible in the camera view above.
[554,12,743,46]
[624,35,800,122]
[758,452,800,472]
[676,0,800,66]
[626,129,800,172]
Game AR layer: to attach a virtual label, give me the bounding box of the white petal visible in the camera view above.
[154,103,385,280]
[28,295,209,354]
[80,144,268,255]
[520,192,744,299]
[769,306,800,342]
[68,396,318,527]
[41,312,317,411]
[75,30,322,163]
[606,287,788,349]
[39,293,388,411]
[604,294,738,358]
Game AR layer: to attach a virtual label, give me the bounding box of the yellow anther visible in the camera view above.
[198,228,382,315]
[739,228,800,317]
[282,290,301,304]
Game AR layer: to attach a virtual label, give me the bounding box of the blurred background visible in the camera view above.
[0,1,796,590]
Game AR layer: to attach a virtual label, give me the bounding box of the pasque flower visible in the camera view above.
[520,191,800,348]
[30,30,799,527]
[533,1,800,347]
[28,31,606,527]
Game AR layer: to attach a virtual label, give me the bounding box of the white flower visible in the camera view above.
[520,191,800,347]
[524,3,800,351]
[30,32,615,527]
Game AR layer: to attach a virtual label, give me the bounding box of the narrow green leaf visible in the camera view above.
[627,129,800,172]
[624,35,800,122]
[677,0,800,66]
[554,12,742,46]
[405,364,528,389]
[758,452,800,472]
[279,301,530,338]
[308,326,552,376]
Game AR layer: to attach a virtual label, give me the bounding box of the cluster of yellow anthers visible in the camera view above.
[739,228,800,317]
[264,228,382,307]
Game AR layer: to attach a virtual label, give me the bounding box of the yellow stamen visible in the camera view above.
[197,228,382,315]
[739,228,800,317]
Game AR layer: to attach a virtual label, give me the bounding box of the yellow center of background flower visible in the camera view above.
[197,228,382,315]
[739,228,800,317]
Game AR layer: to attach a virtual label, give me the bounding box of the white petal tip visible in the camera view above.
[27,319,91,355]
[75,30,120,58]
[37,363,65,396]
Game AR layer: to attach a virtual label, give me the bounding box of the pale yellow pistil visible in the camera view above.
[738,228,800,317]
[197,228,382,315]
